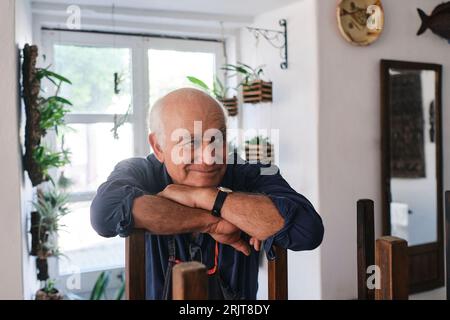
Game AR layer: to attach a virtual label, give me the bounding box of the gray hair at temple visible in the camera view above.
[147,88,228,147]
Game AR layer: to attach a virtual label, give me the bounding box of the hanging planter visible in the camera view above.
[245,136,274,163]
[30,185,70,259]
[22,44,44,186]
[22,44,73,186]
[242,80,273,103]
[222,62,273,104]
[30,211,48,257]
[219,96,238,116]
[187,76,239,117]
[36,257,49,281]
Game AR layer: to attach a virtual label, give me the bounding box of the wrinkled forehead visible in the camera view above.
[161,96,226,135]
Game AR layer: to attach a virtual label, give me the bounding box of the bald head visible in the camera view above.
[148,88,227,145]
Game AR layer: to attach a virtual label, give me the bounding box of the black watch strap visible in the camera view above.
[212,190,229,217]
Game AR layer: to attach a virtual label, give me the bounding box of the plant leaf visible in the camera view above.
[186,76,210,91]
[90,271,110,300]
[38,69,72,85]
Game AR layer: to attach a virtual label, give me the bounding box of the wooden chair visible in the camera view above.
[125,229,288,300]
[357,199,409,300]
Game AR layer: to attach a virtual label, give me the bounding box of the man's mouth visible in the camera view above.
[187,166,221,174]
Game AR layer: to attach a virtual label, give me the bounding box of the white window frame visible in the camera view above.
[41,29,225,296]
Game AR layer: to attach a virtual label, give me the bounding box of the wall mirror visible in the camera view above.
[381,60,443,293]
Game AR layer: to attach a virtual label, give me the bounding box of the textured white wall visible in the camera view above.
[317,0,449,299]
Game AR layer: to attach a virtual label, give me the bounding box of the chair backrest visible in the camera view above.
[125,229,288,300]
[356,199,409,300]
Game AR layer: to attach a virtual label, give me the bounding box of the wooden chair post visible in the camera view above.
[172,262,208,300]
[268,246,288,300]
[375,236,409,300]
[357,199,375,300]
[125,229,146,300]
[445,191,450,300]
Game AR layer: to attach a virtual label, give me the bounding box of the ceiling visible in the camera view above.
[31,0,300,17]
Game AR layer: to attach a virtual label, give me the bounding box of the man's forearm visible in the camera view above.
[196,189,284,241]
[221,193,284,240]
[132,194,219,235]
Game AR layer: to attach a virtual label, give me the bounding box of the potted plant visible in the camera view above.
[187,76,239,116]
[30,176,71,293]
[30,176,70,259]
[35,279,63,300]
[245,135,274,163]
[222,62,272,104]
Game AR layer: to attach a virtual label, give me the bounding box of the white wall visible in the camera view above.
[239,0,449,300]
[317,0,449,299]
[239,0,322,299]
[16,0,37,300]
[0,0,25,299]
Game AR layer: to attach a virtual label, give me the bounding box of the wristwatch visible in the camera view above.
[212,187,233,217]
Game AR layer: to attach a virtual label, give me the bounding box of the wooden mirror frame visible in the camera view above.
[380,59,444,293]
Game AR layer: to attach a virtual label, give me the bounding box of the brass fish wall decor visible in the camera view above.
[417,2,450,41]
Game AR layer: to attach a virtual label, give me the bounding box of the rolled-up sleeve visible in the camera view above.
[90,158,149,238]
[243,164,324,259]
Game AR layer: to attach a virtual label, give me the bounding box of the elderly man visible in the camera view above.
[90,88,323,300]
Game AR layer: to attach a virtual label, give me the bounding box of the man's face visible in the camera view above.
[152,92,227,187]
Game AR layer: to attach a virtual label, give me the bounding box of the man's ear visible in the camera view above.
[149,133,164,162]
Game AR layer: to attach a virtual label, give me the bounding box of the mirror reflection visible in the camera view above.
[388,68,437,246]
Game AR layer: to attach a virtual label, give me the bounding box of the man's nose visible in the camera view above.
[193,142,219,165]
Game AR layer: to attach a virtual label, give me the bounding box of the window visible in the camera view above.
[148,49,216,105]
[52,44,134,274]
[42,30,224,295]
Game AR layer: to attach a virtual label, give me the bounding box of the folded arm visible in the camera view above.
[132,194,251,255]
[158,164,324,255]
[90,159,251,255]
[158,185,284,240]
[132,194,217,235]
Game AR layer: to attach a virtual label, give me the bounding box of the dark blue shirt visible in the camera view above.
[90,154,324,299]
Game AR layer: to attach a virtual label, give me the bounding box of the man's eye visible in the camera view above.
[214,137,224,144]
[181,140,193,146]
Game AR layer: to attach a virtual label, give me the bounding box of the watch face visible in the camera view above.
[218,187,233,193]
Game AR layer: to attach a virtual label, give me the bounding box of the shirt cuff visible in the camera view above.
[263,194,298,260]
[116,186,145,237]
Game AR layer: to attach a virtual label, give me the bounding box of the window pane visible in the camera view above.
[63,123,133,194]
[53,45,132,114]
[148,49,215,105]
[58,201,124,274]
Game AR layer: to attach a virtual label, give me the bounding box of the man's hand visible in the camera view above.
[208,218,250,256]
[250,237,261,252]
[158,184,262,253]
